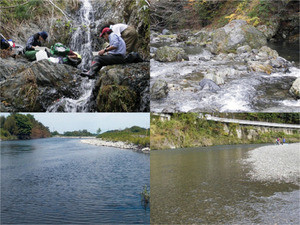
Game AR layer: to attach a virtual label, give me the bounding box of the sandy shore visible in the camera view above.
[243,143,300,185]
[80,138,150,154]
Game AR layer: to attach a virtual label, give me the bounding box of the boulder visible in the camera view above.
[92,62,150,112]
[257,46,279,60]
[211,20,267,54]
[198,79,221,92]
[248,61,273,74]
[154,46,189,62]
[289,78,300,99]
[150,79,169,100]
[0,59,82,112]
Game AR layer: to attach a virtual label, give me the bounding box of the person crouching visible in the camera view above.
[80,27,126,79]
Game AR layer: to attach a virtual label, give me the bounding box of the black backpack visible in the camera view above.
[124,52,144,63]
[1,39,10,50]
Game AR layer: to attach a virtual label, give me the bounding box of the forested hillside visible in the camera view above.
[150,0,299,43]
[0,113,51,140]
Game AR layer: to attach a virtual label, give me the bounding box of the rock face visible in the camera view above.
[150,80,169,100]
[0,58,82,112]
[92,62,150,112]
[289,78,300,99]
[154,46,189,62]
[211,20,267,54]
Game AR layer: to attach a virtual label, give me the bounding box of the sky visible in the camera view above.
[0,113,150,133]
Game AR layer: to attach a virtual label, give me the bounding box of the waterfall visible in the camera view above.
[47,0,95,112]
[70,0,94,70]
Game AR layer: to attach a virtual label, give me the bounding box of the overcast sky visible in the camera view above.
[0,113,150,133]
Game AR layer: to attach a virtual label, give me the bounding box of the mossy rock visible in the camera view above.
[96,85,137,112]
[154,46,189,62]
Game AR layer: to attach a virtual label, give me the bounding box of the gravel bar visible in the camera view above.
[243,143,300,185]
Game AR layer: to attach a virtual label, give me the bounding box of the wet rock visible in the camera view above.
[150,79,169,100]
[198,78,221,92]
[248,61,273,74]
[154,46,189,62]
[0,59,82,112]
[92,62,150,112]
[211,20,267,54]
[289,78,300,99]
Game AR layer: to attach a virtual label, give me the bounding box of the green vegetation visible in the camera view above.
[140,184,150,209]
[213,113,300,124]
[0,0,79,45]
[0,113,51,140]
[151,113,300,150]
[63,129,95,137]
[97,126,150,147]
[151,0,292,30]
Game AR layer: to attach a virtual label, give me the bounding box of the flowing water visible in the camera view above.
[1,138,150,224]
[150,144,299,224]
[47,0,95,112]
[151,42,300,113]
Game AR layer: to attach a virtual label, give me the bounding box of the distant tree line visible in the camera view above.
[97,126,150,147]
[62,129,95,137]
[0,113,51,140]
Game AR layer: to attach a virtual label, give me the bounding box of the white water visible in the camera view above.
[70,0,94,70]
[151,45,300,112]
[48,0,95,112]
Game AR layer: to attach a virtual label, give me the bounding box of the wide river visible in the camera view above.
[1,138,150,224]
[151,144,299,224]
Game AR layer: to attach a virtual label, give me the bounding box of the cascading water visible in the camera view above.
[70,0,94,70]
[47,0,95,112]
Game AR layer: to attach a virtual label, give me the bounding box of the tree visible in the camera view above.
[3,115,18,135]
[14,114,32,139]
[97,128,102,135]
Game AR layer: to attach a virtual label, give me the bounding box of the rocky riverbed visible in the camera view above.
[80,138,150,154]
[150,20,300,113]
[243,143,300,185]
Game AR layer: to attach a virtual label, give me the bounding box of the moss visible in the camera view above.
[96,85,137,112]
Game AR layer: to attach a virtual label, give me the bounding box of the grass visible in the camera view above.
[97,126,150,148]
[151,113,300,150]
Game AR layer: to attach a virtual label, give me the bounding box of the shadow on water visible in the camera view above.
[267,41,300,67]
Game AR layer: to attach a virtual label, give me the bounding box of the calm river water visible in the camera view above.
[151,144,299,224]
[1,138,150,224]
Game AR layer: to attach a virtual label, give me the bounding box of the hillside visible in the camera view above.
[97,126,150,147]
[151,113,300,150]
[150,0,299,43]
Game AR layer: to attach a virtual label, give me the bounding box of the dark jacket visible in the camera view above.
[25,33,41,51]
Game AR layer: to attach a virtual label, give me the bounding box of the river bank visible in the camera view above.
[243,143,300,185]
[80,138,150,154]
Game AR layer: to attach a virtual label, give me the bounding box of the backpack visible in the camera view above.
[50,43,70,56]
[1,39,10,49]
[124,52,144,63]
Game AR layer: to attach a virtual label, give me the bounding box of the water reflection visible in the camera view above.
[151,144,299,224]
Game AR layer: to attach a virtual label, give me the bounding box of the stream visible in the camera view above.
[150,41,300,112]
[151,144,299,224]
[47,0,97,112]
